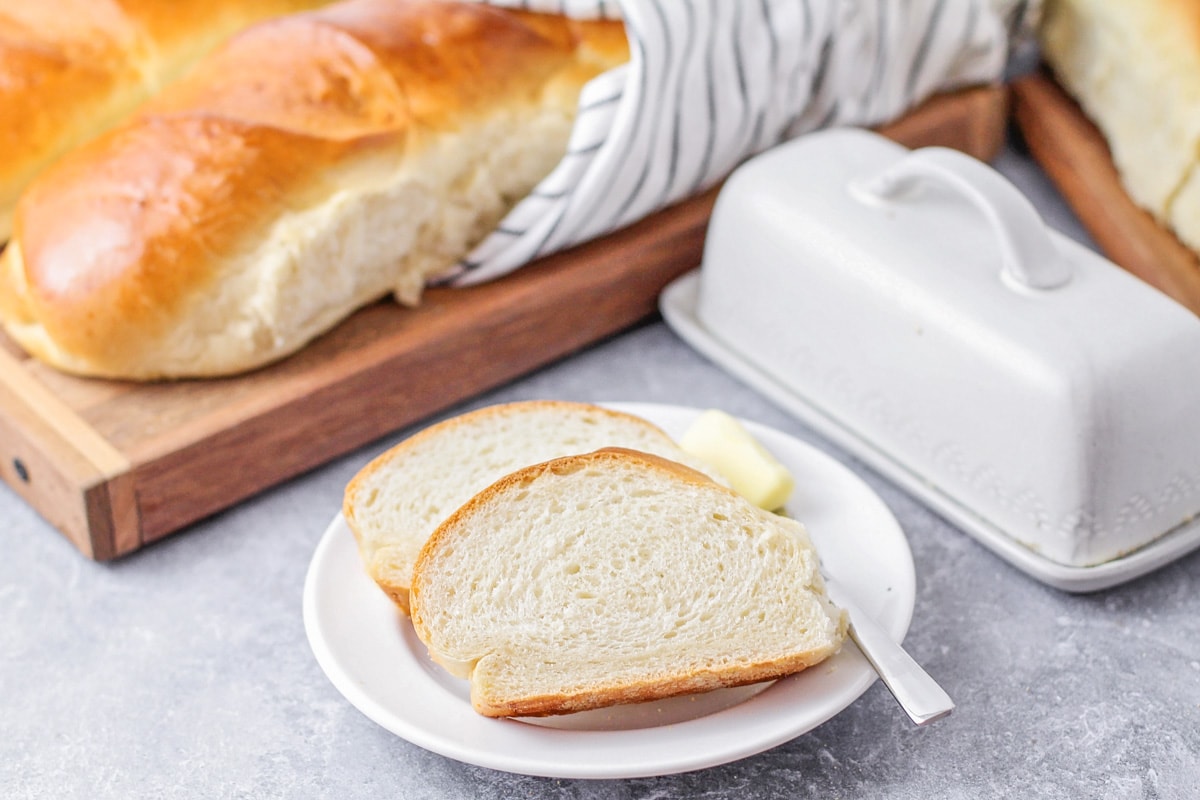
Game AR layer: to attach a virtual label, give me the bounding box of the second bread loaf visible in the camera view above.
[1040,0,1200,253]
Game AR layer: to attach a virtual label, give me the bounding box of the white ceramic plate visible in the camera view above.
[303,402,915,779]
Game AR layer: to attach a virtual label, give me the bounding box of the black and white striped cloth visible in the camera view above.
[441,0,1040,287]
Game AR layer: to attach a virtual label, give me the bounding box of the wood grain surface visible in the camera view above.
[0,84,1008,560]
[1012,71,1200,317]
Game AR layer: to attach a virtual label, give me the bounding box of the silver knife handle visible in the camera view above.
[827,579,955,726]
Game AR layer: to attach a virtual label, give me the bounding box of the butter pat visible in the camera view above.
[680,409,794,510]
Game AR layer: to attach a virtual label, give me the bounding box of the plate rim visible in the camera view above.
[303,401,916,778]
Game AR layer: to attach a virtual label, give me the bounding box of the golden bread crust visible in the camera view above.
[0,3,141,218]
[0,0,627,378]
[0,0,332,238]
[470,647,838,718]
[6,118,357,371]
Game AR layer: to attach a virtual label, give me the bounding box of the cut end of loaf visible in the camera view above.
[409,447,846,718]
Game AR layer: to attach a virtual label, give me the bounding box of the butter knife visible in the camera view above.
[824,575,955,726]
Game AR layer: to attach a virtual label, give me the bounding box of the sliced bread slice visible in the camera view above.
[409,447,847,718]
[343,400,726,613]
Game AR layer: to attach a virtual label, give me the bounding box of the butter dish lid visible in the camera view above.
[661,128,1200,591]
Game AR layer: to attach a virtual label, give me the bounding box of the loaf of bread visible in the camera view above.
[409,447,847,718]
[0,0,333,242]
[0,0,628,379]
[343,400,725,614]
[1040,0,1200,252]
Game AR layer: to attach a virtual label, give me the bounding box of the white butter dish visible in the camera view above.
[660,129,1200,592]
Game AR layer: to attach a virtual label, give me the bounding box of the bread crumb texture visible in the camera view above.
[343,401,725,614]
[410,448,846,718]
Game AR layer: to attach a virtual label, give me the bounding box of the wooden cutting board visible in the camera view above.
[0,84,1007,560]
[1012,71,1200,317]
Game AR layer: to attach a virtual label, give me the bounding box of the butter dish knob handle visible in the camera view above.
[853,146,1072,291]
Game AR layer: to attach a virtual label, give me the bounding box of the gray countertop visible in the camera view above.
[3,139,1199,799]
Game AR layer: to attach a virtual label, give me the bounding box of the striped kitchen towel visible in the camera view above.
[441,0,1039,287]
